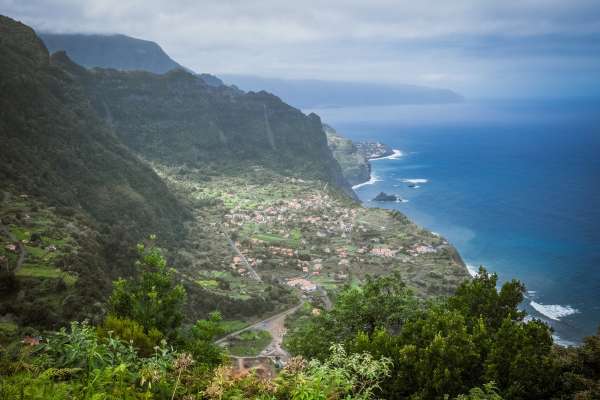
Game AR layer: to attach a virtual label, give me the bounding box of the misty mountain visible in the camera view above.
[221,75,464,109]
[40,32,226,87]
[39,32,184,74]
[1,17,189,241]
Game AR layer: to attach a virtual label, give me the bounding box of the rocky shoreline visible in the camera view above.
[325,124,396,187]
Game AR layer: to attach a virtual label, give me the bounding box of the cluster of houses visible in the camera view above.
[370,247,397,257]
[285,277,317,292]
[408,244,438,256]
[212,180,448,290]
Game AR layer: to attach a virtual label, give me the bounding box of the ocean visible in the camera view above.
[309,99,600,345]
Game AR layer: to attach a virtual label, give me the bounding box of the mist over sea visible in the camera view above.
[310,99,600,344]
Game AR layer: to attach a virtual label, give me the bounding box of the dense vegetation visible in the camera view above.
[0,16,189,242]
[0,240,393,399]
[73,57,354,198]
[1,14,599,400]
[2,247,599,399]
[285,269,600,399]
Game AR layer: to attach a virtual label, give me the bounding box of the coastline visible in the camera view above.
[369,149,404,161]
[356,153,583,346]
[351,148,403,190]
[352,149,477,278]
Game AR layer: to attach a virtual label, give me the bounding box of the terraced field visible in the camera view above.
[155,164,469,304]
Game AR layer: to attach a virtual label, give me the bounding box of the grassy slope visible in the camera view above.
[227,330,273,357]
[0,191,111,329]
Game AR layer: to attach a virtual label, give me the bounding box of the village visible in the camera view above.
[0,163,471,368]
[154,164,469,305]
[144,166,467,365]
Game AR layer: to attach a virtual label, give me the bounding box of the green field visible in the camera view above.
[16,264,78,286]
[227,329,272,356]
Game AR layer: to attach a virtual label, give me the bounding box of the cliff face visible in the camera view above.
[38,29,356,198]
[324,125,371,186]
[0,16,189,241]
[71,67,355,198]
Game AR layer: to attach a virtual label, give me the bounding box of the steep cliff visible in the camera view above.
[324,125,371,186]
[68,67,355,198]
[0,16,189,242]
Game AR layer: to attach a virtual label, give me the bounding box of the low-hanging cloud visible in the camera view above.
[2,0,599,97]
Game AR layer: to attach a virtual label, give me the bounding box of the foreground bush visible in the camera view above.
[203,344,391,400]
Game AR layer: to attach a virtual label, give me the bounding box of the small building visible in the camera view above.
[286,277,317,292]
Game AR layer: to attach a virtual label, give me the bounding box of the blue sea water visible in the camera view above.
[310,99,600,345]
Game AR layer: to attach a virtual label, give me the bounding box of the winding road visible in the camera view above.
[223,232,261,282]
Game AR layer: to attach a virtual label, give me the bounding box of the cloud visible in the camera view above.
[2,0,600,97]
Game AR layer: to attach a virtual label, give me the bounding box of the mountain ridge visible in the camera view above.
[39,32,183,74]
[221,74,464,109]
[0,17,189,242]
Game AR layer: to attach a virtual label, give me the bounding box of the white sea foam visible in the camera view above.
[371,149,403,161]
[466,264,479,277]
[352,174,382,190]
[530,301,580,321]
[402,178,428,184]
[553,335,578,347]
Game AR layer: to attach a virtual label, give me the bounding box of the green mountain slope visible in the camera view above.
[0,15,467,333]
[71,67,354,198]
[0,16,189,242]
[40,32,226,86]
[39,32,183,74]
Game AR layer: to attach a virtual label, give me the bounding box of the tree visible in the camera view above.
[353,307,483,399]
[484,318,558,399]
[290,269,562,399]
[449,267,525,331]
[180,311,226,368]
[555,327,600,399]
[108,238,186,337]
[286,272,420,360]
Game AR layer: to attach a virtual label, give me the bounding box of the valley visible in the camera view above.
[2,12,597,399]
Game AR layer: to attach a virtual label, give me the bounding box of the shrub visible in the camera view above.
[98,315,163,356]
[108,239,186,337]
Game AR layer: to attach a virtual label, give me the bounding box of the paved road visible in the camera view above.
[223,232,261,282]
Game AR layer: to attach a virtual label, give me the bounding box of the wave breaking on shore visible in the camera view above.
[402,178,428,184]
[371,149,404,161]
[466,264,480,277]
[530,301,580,321]
[352,173,382,190]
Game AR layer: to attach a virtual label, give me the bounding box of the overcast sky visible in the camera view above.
[2,0,600,97]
